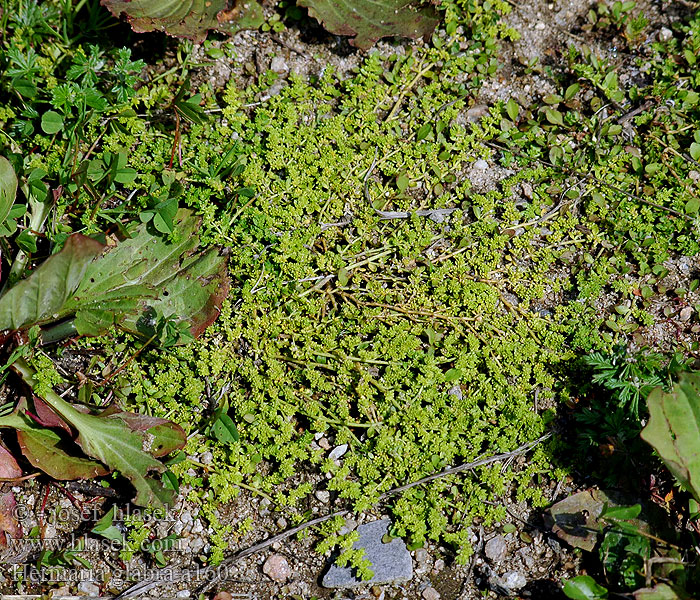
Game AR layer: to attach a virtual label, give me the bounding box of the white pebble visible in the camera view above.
[315,490,330,503]
[658,27,673,42]
[329,444,348,460]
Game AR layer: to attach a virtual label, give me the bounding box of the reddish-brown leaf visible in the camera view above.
[0,492,23,546]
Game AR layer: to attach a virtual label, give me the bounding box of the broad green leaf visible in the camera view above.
[0,234,105,331]
[599,503,642,520]
[0,400,110,480]
[564,83,580,101]
[13,359,175,507]
[0,211,228,343]
[0,157,17,229]
[211,413,239,446]
[99,409,186,457]
[73,210,229,340]
[690,142,700,162]
[0,204,26,237]
[634,584,684,600]
[416,123,432,141]
[641,373,700,503]
[17,421,110,480]
[12,77,36,98]
[505,98,519,121]
[297,0,439,49]
[15,229,38,254]
[100,0,264,43]
[444,368,462,382]
[544,107,564,126]
[543,94,563,105]
[563,576,608,600]
[92,506,125,543]
[162,470,179,494]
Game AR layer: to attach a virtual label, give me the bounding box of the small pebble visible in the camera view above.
[175,591,190,599]
[180,510,193,524]
[189,538,205,554]
[496,570,527,592]
[484,535,508,563]
[414,548,428,563]
[318,437,331,450]
[277,517,288,529]
[190,519,204,534]
[447,385,462,400]
[465,104,489,122]
[77,581,100,596]
[270,56,288,74]
[213,593,233,600]
[315,490,330,503]
[263,554,292,582]
[535,22,545,30]
[658,27,673,42]
[473,159,489,170]
[199,451,213,465]
[329,444,349,460]
[680,306,693,322]
[344,518,358,531]
[433,559,445,572]
[422,586,440,600]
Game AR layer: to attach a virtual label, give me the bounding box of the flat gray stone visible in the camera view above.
[321,519,412,589]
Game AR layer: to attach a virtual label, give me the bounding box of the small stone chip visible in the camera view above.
[263,554,292,582]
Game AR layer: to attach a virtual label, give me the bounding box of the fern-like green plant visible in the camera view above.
[583,347,687,417]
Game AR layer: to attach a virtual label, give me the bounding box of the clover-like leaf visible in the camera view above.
[298,0,439,49]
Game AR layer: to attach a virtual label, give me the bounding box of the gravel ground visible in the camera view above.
[2,1,697,599]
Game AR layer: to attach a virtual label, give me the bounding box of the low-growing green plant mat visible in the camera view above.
[1,0,700,581]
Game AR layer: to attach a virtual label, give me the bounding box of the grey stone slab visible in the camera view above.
[321,519,413,589]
